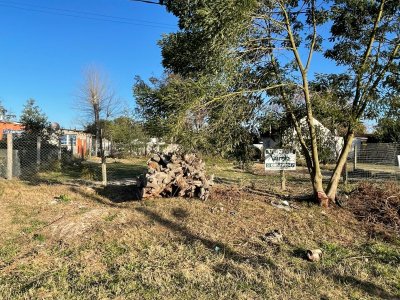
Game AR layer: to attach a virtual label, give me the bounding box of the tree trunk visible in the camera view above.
[326,131,354,200]
[283,4,327,206]
[100,128,107,185]
[94,106,101,158]
[302,75,327,206]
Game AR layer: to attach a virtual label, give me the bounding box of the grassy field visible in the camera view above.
[0,159,399,299]
[33,157,148,184]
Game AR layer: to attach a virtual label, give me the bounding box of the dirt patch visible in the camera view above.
[347,182,400,239]
[47,208,110,242]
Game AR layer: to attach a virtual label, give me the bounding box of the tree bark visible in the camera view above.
[302,79,326,206]
[94,104,103,159]
[326,131,354,200]
[282,2,327,206]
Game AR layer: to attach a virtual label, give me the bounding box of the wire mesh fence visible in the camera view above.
[0,132,146,184]
[1,131,399,185]
[345,143,400,181]
[0,133,72,180]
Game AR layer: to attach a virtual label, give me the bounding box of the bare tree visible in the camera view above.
[76,66,121,184]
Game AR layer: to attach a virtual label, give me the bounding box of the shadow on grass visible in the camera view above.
[291,247,307,260]
[326,272,399,300]
[106,161,147,181]
[20,159,147,186]
[171,207,190,220]
[69,184,143,208]
[244,186,316,204]
[135,206,276,269]
[94,185,143,202]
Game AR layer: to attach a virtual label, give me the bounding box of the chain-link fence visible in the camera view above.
[2,131,399,185]
[0,132,88,182]
[345,143,400,181]
[0,132,149,184]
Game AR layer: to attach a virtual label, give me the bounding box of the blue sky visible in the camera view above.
[0,0,178,128]
[1,1,370,131]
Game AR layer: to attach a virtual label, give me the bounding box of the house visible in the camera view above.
[60,129,93,158]
[0,121,24,140]
[258,117,344,162]
[282,117,344,161]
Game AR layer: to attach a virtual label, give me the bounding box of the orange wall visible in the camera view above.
[76,138,87,158]
[0,122,24,140]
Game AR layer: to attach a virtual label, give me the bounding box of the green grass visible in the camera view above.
[1,162,399,299]
[35,157,148,183]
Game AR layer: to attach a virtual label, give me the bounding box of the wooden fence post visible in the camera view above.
[280,170,286,191]
[6,133,13,180]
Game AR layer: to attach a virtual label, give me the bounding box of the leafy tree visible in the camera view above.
[323,0,400,198]
[86,115,149,157]
[20,99,49,134]
[375,95,400,142]
[108,116,148,156]
[0,101,15,121]
[155,0,399,204]
[134,73,261,162]
[108,116,147,143]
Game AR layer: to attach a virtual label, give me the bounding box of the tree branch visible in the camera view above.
[305,0,317,71]
[352,0,386,112]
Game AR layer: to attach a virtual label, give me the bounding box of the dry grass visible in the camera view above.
[347,182,400,239]
[0,178,399,299]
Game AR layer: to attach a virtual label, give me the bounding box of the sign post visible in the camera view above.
[265,149,296,191]
[280,170,286,190]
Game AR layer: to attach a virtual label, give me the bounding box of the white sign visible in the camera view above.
[265,149,296,170]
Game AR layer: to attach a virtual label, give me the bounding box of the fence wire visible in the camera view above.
[1,132,399,184]
[0,132,82,182]
[346,143,400,181]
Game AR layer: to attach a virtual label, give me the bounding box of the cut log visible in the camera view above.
[141,150,213,200]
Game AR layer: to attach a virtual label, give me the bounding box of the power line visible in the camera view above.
[130,0,164,5]
[0,1,175,29]
[1,0,173,27]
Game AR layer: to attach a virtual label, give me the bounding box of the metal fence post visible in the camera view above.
[58,137,62,161]
[88,137,92,158]
[102,159,107,186]
[37,136,41,169]
[353,144,357,171]
[70,136,74,159]
[6,133,13,180]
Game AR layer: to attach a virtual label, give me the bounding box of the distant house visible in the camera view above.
[258,117,344,162]
[284,117,343,160]
[61,129,115,158]
[61,129,93,158]
[0,121,24,140]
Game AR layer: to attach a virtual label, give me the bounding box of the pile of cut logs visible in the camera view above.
[141,152,213,200]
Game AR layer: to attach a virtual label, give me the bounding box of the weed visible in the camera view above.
[104,213,118,222]
[21,219,46,234]
[58,194,71,203]
[81,165,100,181]
[33,233,45,242]
[0,242,19,263]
